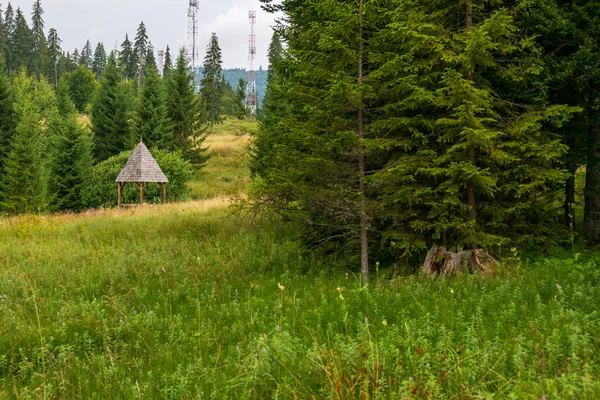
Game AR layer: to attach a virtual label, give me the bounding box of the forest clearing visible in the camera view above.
[0,119,599,398]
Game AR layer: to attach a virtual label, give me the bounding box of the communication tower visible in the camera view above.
[246,10,257,115]
[158,49,165,75]
[187,0,200,69]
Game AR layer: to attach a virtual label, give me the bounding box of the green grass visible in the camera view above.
[188,118,255,200]
[1,116,599,398]
[0,206,599,398]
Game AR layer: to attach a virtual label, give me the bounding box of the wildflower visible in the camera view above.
[275,325,280,332]
[345,273,349,280]
[450,288,454,294]
[278,282,285,291]
[556,284,562,290]
[364,316,369,324]
[382,320,388,327]
[511,247,517,253]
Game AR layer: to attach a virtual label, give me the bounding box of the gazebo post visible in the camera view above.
[161,183,167,204]
[117,182,123,207]
[139,182,145,205]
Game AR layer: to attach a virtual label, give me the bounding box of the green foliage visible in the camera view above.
[200,32,224,133]
[47,114,93,212]
[135,49,172,150]
[252,0,580,270]
[0,64,18,180]
[92,42,107,79]
[64,65,98,112]
[234,78,247,119]
[91,53,132,161]
[11,8,33,73]
[81,149,193,208]
[164,49,208,165]
[163,45,172,76]
[119,34,136,81]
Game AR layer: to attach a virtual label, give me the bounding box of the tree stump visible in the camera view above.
[423,246,498,277]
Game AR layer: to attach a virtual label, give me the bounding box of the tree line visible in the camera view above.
[252,0,600,280]
[0,0,243,214]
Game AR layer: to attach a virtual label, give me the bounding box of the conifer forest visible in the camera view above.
[1,0,600,398]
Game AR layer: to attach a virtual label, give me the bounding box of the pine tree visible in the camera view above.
[136,48,171,149]
[133,21,148,85]
[31,0,50,79]
[165,48,207,164]
[92,42,107,78]
[4,4,14,74]
[200,32,224,134]
[47,112,93,212]
[91,52,132,161]
[234,78,247,119]
[0,71,56,214]
[12,8,33,72]
[0,62,18,184]
[71,48,80,65]
[0,5,6,72]
[47,28,61,85]
[64,65,97,112]
[80,39,92,69]
[163,45,173,75]
[119,34,136,81]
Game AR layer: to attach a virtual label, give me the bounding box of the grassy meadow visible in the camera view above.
[0,119,599,399]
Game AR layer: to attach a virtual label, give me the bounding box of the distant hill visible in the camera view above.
[194,68,268,106]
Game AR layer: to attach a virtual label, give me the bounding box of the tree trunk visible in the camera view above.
[423,246,497,277]
[465,0,477,250]
[358,0,369,283]
[584,104,600,241]
[564,163,576,231]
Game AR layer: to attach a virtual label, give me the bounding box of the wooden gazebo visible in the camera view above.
[116,141,169,207]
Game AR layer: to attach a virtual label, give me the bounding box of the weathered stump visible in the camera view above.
[423,246,498,277]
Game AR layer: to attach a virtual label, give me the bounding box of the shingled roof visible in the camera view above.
[116,141,169,183]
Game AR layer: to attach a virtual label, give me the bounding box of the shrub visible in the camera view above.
[82,149,193,208]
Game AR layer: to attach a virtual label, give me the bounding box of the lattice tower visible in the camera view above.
[158,49,165,75]
[187,0,200,69]
[245,10,257,114]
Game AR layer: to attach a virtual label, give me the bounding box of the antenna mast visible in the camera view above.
[187,0,200,69]
[246,10,257,115]
[158,49,165,76]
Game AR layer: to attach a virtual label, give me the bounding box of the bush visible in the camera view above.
[82,149,193,208]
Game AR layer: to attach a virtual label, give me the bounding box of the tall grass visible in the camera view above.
[189,118,253,200]
[0,202,599,398]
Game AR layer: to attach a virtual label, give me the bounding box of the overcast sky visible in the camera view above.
[6,0,277,69]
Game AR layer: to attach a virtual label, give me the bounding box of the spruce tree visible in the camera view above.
[47,112,93,212]
[31,0,49,79]
[136,48,171,149]
[92,42,107,78]
[200,32,224,134]
[133,21,148,85]
[91,52,132,161]
[4,4,14,74]
[0,5,6,72]
[80,39,92,68]
[71,48,80,65]
[12,8,32,72]
[64,65,97,112]
[47,28,61,85]
[234,78,247,120]
[165,48,207,164]
[118,34,134,80]
[0,63,18,182]
[163,45,172,75]
[0,71,55,214]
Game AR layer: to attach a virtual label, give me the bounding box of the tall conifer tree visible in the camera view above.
[163,45,173,76]
[47,28,61,85]
[12,8,32,72]
[91,52,132,161]
[4,4,14,74]
[31,0,49,78]
[119,34,136,81]
[92,42,107,78]
[200,32,224,134]
[136,48,171,149]
[165,48,207,164]
[133,21,148,85]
